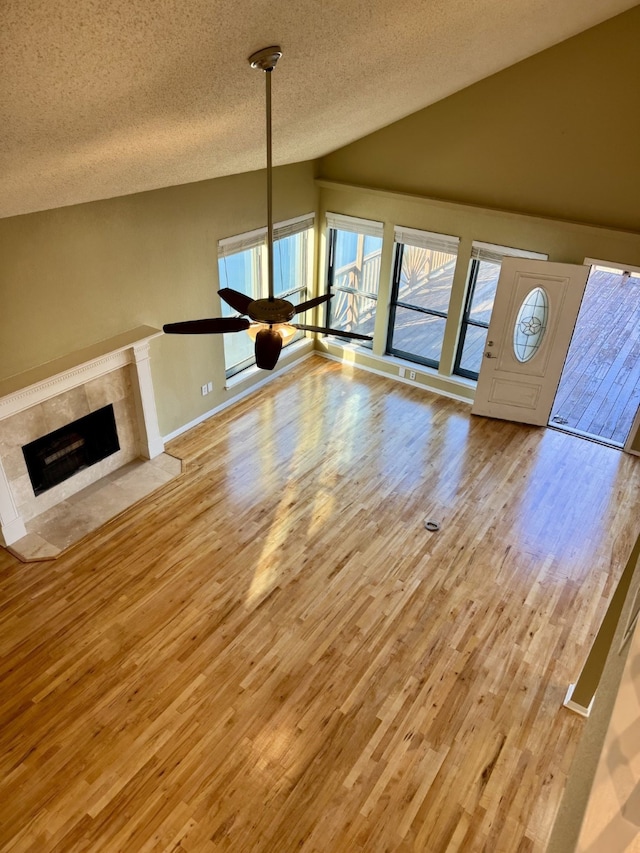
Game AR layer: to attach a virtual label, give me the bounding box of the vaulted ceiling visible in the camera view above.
[1,0,635,219]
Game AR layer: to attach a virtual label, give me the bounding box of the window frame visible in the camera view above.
[324,213,384,348]
[217,214,314,378]
[386,227,461,369]
[453,256,490,380]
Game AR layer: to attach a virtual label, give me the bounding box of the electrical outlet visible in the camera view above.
[409,370,416,380]
[207,381,213,393]
[399,367,406,378]
[201,384,208,396]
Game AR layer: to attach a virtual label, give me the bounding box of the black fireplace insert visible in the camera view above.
[22,404,120,496]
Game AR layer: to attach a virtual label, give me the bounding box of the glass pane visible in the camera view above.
[223,328,254,373]
[218,247,260,374]
[363,235,381,258]
[332,229,382,297]
[468,260,500,324]
[333,230,358,270]
[273,231,307,298]
[397,245,457,313]
[276,231,309,345]
[330,291,376,342]
[458,325,489,376]
[513,287,549,363]
[285,290,305,308]
[218,247,261,305]
[390,307,446,365]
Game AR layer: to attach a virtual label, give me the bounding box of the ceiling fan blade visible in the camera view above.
[292,323,372,341]
[163,317,250,334]
[293,293,332,315]
[218,288,253,315]
[255,328,283,370]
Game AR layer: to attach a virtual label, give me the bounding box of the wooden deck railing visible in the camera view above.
[331,247,455,335]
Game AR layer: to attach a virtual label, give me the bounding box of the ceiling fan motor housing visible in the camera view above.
[248,297,296,324]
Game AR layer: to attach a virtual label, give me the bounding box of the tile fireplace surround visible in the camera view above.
[0,327,180,561]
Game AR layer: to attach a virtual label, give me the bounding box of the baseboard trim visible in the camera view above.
[317,349,475,405]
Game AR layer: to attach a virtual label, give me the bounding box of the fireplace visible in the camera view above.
[22,404,120,496]
[0,326,166,548]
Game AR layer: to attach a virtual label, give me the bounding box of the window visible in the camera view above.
[325,214,383,345]
[218,215,314,377]
[454,242,547,380]
[513,287,548,363]
[386,227,460,368]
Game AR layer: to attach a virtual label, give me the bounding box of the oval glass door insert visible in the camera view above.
[513,286,548,363]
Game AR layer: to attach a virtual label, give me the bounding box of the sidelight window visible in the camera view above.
[454,241,547,380]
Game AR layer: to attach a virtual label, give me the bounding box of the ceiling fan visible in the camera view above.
[163,46,371,370]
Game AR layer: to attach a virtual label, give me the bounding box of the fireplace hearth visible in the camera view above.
[22,404,120,496]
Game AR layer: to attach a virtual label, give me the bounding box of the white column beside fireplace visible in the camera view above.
[0,327,164,547]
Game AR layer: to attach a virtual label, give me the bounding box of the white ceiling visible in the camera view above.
[1,0,635,219]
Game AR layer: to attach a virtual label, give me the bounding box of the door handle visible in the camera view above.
[485,352,497,359]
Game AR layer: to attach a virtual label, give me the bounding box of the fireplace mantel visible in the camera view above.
[0,327,164,546]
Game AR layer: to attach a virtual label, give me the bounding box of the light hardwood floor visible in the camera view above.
[1,356,640,852]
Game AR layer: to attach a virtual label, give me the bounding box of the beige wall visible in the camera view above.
[0,162,318,435]
[318,6,640,233]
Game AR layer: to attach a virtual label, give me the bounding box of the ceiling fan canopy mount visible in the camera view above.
[248,46,283,72]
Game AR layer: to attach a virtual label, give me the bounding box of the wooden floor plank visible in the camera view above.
[1,356,639,852]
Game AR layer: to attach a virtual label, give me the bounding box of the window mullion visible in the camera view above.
[394,302,447,320]
[258,243,268,299]
[335,284,379,300]
[325,229,337,327]
[386,243,403,355]
[370,221,395,356]
[438,241,471,377]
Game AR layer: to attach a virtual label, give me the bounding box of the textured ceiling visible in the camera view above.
[1,0,636,219]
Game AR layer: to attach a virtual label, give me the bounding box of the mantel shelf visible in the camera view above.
[0,326,162,404]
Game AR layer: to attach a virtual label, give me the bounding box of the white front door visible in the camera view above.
[471,258,589,425]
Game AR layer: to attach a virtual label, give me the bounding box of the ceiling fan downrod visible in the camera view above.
[162,45,372,371]
[249,46,282,303]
